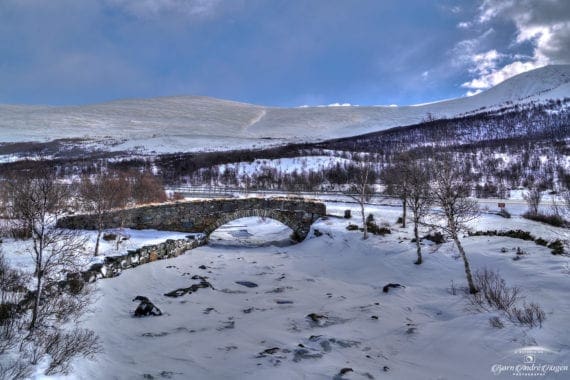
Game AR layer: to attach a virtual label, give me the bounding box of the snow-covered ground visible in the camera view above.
[15,202,563,379]
[1,65,568,155]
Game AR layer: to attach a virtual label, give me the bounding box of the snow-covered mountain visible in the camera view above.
[0,65,569,154]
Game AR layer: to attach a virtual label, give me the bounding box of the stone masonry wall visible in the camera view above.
[57,198,327,241]
[75,234,208,284]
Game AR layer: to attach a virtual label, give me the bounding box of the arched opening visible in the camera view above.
[208,216,295,247]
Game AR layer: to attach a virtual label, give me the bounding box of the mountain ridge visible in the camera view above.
[0,65,568,154]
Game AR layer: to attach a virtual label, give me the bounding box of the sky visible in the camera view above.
[0,0,569,107]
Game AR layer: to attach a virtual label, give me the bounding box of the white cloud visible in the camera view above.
[106,0,221,18]
[458,0,570,94]
[462,60,542,90]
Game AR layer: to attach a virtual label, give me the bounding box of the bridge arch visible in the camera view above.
[204,208,305,241]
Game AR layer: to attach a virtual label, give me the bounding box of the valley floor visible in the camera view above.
[53,204,570,380]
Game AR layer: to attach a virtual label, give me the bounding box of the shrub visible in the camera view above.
[535,238,548,246]
[523,212,566,227]
[471,269,520,312]
[470,268,545,328]
[489,316,504,328]
[102,233,117,241]
[548,240,565,255]
[366,221,391,236]
[423,231,445,244]
[346,224,359,231]
[509,303,545,328]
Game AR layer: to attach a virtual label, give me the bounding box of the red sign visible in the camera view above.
[498,203,506,208]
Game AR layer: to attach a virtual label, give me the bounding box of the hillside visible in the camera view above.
[0,65,569,155]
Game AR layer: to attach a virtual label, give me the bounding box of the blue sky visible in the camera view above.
[0,0,568,106]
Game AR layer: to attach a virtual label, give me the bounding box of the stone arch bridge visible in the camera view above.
[57,198,327,242]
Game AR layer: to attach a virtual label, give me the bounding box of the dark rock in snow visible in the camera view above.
[382,283,404,293]
[340,368,353,375]
[235,281,258,288]
[133,296,162,317]
[257,347,281,357]
[164,279,214,297]
[307,313,327,323]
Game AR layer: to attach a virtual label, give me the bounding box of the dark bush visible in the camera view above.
[523,212,566,227]
[423,231,445,244]
[548,240,565,255]
[102,233,117,241]
[535,238,548,246]
[346,224,359,231]
[367,221,391,236]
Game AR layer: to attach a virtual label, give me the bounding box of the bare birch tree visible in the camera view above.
[79,172,130,256]
[430,157,480,293]
[405,161,433,265]
[346,162,376,239]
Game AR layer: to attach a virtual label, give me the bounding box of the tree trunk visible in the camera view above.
[30,267,42,332]
[452,233,477,294]
[401,198,407,228]
[95,214,104,256]
[94,229,102,256]
[414,223,422,265]
[360,201,368,239]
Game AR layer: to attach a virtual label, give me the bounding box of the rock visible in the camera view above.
[307,313,327,323]
[371,315,379,320]
[257,347,280,357]
[383,283,404,293]
[275,300,293,304]
[243,307,254,314]
[339,368,353,375]
[292,348,323,362]
[164,279,214,297]
[235,281,258,288]
[198,265,208,270]
[133,296,162,317]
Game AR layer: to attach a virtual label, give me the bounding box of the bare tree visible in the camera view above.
[0,252,29,354]
[430,157,480,293]
[5,171,87,332]
[405,161,433,265]
[79,172,130,256]
[381,154,413,227]
[131,171,167,205]
[2,169,101,376]
[523,185,542,216]
[560,190,570,215]
[346,162,376,239]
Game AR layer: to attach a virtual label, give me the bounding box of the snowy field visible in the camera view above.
[11,202,563,379]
